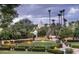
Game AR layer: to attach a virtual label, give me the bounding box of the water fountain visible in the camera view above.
[60,40,71,54]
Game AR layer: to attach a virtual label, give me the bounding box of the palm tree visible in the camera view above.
[60,9,65,26]
[47,9,52,38]
[52,19,55,25]
[64,18,67,27]
[48,9,51,26]
[52,19,55,35]
[58,13,61,25]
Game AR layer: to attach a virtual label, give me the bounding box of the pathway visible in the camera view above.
[73,48,79,54]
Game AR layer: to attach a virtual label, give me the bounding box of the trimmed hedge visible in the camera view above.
[0,47,10,50]
[14,47,25,51]
[71,45,79,48]
[47,49,64,54]
[17,46,29,49]
[1,45,15,48]
[28,46,45,52]
[50,44,62,49]
[67,40,79,42]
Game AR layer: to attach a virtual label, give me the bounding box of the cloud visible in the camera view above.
[12,15,33,24]
[66,7,79,19]
[68,7,79,14]
[12,15,58,24]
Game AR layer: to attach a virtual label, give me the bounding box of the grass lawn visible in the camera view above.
[0,50,50,54]
[68,42,79,48]
[68,42,79,45]
[17,41,58,47]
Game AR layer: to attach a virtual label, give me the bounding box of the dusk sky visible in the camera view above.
[13,4,79,24]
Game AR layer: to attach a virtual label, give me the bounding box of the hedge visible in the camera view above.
[14,47,25,51]
[28,46,45,52]
[67,40,79,42]
[71,45,79,48]
[0,47,10,50]
[47,49,64,54]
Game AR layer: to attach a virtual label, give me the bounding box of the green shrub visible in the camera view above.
[17,45,29,49]
[65,48,73,54]
[50,44,62,49]
[38,27,47,37]
[0,30,12,40]
[28,46,45,52]
[47,49,64,54]
[0,30,21,40]
[0,47,10,50]
[2,44,15,48]
[14,46,25,51]
[71,45,79,48]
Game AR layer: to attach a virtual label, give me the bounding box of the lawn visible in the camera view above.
[0,50,50,54]
[68,42,79,45]
[17,40,60,48]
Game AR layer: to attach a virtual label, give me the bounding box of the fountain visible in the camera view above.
[60,40,71,54]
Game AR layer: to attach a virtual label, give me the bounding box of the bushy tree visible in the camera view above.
[10,18,35,39]
[59,27,73,38]
[74,27,79,38]
[0,4,20,28]
[38,26,48,37]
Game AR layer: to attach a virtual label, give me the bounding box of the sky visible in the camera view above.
[13,4,79,24]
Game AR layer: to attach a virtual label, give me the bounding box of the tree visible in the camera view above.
[59,27,73,38]
[0,4,20,29]
[74,27,79,40]
[11,18,35,38]
[38,26,48,37]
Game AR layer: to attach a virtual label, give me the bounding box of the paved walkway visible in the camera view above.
[73,48,79,54]
[59,48,79,54]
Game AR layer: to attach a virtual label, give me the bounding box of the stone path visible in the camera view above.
[73,48,79,54]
